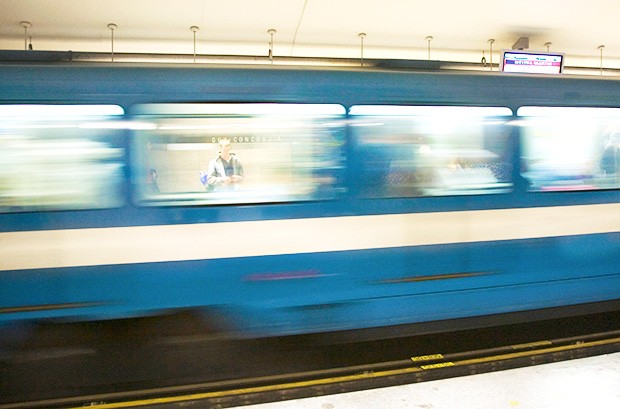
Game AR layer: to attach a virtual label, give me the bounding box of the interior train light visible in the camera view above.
[517,106,620,118]
[348,105,513,117]
[78,121,157,130]
[0,105,124,118]
[132,103,346,116]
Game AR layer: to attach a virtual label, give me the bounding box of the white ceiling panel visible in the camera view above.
[0,0,618,68]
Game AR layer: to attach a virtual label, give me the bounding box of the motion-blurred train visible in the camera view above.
[1,60,619,339]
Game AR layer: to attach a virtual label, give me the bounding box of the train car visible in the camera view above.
[1,62,619,339]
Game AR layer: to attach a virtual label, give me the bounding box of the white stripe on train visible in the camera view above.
[1,203,620,272]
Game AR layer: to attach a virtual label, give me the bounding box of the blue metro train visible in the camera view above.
[1,62,619,338]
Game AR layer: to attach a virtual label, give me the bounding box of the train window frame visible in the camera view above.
[0,104,126,213]
[349,105,514,199]
[129,103,347,207]
[517,106,620,192]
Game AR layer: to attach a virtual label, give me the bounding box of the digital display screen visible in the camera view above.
[501,51,564,74]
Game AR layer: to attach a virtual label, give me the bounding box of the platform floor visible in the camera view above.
[235,352,620,409]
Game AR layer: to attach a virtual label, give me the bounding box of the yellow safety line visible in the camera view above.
[63,367,424,409]
[53,336,618,409]
[455,336,620,367]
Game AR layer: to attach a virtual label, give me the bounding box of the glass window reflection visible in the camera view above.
[0,105,125,212]
[350,105,513,198]
[131,104,346,205]
[518,107,620,191]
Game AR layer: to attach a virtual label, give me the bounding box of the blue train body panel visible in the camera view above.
[1,63,619,337]
[2,233,619,335]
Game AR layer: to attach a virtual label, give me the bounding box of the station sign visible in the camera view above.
[501,50,564,74]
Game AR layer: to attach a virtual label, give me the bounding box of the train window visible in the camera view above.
[130,103,346,205]
[349,105,513,198]
[0,105,125,212]
[518,107,620,191]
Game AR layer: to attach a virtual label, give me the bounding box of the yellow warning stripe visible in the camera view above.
[411,353,445,362]
[420,362,455,370]
[510,340,553,350]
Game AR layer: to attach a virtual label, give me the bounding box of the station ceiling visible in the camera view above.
[1,0,619,69]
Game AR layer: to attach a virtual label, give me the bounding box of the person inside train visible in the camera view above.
[601,131,620,176]
[146,168,160,194]
[202,138,244,192]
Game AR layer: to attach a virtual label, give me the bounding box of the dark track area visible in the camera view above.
[1,309,618,408]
